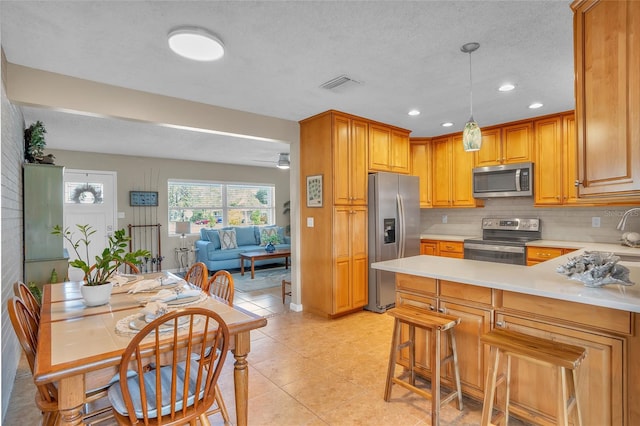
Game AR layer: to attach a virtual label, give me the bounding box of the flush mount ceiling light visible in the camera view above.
[408,109,421,116]
[499,83,515,92]
[441,122,454,127]
[529,102,544,109]
[276,153,290,170]
[460,42,482,152]
[168,27,224,61]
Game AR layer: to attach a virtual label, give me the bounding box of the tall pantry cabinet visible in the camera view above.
[299,110,369,317]
[23,164,68,287]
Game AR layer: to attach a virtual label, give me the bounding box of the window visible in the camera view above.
[168,180,275,234]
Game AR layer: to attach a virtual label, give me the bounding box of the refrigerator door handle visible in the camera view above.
[396,193,405,258]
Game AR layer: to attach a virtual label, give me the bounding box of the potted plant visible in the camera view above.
[264,234,279,253]
[52,224,150,306]
[24,120,47,163]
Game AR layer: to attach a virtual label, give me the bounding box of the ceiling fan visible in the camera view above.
[254,153,290,169]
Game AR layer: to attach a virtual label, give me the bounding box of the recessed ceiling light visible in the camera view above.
[529,102,543,109]
[168,27,225,61]
[498,83,515,92]
[441,122,454,127]
[408,109,421,116]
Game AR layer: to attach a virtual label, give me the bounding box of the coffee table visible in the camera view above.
[240,249,291,279]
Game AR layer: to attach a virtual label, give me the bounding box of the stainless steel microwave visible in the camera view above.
[472,162,533,198]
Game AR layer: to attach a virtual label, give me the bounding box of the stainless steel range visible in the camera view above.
[463,218,541,265]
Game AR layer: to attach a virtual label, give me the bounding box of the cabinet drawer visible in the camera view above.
[526,246,563,262]
[440,280,492,305]
[396,273,437,296]
[502,291,631,335]
[438,241,463,254]
[396,291,437,311]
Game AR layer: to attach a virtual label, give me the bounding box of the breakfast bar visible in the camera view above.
[372,247,640,426]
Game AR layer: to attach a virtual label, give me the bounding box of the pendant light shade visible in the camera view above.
[461,42,482,152]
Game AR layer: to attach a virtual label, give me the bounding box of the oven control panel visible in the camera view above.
[481,218,540,231]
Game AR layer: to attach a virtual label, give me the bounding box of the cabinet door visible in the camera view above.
[534,116,563,206]
[431,136,452,207]
[368,124,391,172]
[410,140,432,208]
[420,241,437,255]
[440,301,492,398]
[562,113,580,204]
[390,130,410,174]
[574,0,640,197]
[350,119,369,205]
[350,207,368,308]
[451,135,477,207]
[333,207,352,313]
[495,314,624,426]
[333,115,352,205]
[502,122,532,164]
[474,127,502,167]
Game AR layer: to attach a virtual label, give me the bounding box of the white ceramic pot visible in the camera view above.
[80,282,113,306]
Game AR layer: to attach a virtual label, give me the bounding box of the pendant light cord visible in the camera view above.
[468,51,474,120]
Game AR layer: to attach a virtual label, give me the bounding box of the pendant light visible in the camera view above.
[276,153,290,169]
[461,42,482,152]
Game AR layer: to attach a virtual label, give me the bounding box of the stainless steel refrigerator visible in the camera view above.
[366,172,420,313]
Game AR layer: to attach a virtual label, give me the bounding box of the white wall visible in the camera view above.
[1,50,25,421]
[50,149,291,271]
[421,197,638,243]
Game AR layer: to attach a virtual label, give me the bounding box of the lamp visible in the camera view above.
[175,221,191,250]
[168,27,224,61]
[276,153,290,169]
[461,42,482,152]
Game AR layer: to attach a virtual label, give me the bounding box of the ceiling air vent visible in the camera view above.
[320,75,360,90]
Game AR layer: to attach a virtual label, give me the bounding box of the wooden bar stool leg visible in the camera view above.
[409,325,416,386]
[571,369,583,426]
[384,319,401,401]
[481,346,501,426]
[448,329,464,410]
[431,328,441,426]
[504,354,512,426]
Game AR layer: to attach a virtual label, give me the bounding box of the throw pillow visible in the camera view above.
[218,229,238,250]
[235,226,258,246]
[260,227,280,246]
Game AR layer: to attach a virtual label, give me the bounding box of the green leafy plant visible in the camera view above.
[24,120,47,163]
[52,224,150,286]
[264,234,280,245]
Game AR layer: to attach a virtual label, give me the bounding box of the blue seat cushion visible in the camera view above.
[108,360,207,419]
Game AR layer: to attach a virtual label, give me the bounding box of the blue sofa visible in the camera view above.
[195,225,291,272]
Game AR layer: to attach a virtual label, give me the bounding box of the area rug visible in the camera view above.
[232,266,290,292]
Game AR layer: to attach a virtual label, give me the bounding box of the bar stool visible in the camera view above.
[384,304,464,426]
[281,279,291,304]
[480,328,586,426]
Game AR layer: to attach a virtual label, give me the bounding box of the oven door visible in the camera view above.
[463,242,526,265]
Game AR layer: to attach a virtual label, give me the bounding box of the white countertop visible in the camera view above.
[420,234,476,241]
[372,247,640,313]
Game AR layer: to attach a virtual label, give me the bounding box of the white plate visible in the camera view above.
[129,315,190,332]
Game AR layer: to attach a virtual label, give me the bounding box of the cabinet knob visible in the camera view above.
[574,180,583,187]
[496,321,505,328]
[438,308,445,313]
[429,305,435,311]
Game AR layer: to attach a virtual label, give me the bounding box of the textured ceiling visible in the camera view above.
[1,1,575,167]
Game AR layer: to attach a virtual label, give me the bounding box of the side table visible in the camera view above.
[175,247,198,272]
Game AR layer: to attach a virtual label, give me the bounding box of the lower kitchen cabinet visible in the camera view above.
[420,240,437,255]
[438,241,464,258]
[394,274,629,425]
[495,313,624,426]
[527,246,577,265]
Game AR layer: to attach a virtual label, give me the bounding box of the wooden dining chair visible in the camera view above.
[185,262,209,292]
[13,281,41,324]
[207,270,234,306]
[107,307,230,426]
[205,270,235,421]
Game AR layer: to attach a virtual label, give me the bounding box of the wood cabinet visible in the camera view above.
[394,273,629,425]
[410,138,432,208]
[432,135,482,208]
[420,240,437,255]
[368,123,410,174]
[23,164,69,287]
[572,0,640,200]
[437,241,464,259]
[527,246,577,266]
[534,112,582,206]
[299,110,372,317]
[475,122,532,167]
[333,114,368,205]
[333,206,368,314]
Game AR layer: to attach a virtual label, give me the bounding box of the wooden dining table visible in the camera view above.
[33,272,267,426]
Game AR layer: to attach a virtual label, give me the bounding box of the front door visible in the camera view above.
[63,169,117,281]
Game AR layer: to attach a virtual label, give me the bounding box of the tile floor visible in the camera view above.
[6,285,530,425]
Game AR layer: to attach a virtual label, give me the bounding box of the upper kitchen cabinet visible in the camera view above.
[475,122,532,167]
[368,123,410,174]
[572,0,640,199]
[300,110,368,206]
[410,138,432,208]
[432,134,483,208]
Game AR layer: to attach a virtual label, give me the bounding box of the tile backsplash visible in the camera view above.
[421,197,639,244]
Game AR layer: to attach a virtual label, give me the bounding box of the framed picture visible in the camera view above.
[306,174,323,207]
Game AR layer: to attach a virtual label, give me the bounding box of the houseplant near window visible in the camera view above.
[52,224,150,306]
[264,234,279,253]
